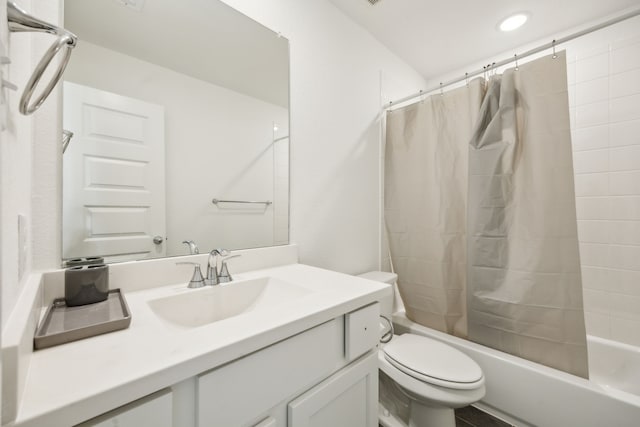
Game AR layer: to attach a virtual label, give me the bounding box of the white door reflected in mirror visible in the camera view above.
[61,0,290,264]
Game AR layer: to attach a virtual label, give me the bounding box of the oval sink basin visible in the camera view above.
[148,277,312,327]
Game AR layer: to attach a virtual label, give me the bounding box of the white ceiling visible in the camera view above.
[329,0,640,81]
[64,0,289,107]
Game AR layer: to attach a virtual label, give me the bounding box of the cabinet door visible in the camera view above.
[198,319,344,427]
[76,389,172,427]
[288,351,378,427]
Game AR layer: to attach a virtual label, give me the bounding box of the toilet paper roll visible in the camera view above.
[65,264,109,307]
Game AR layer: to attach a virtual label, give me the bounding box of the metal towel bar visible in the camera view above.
[212,198,272,206]
[8,1,78,115]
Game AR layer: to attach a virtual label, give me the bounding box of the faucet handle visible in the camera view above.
[218,254,241,283]
[182,240,199,255]
[176,262,205,288]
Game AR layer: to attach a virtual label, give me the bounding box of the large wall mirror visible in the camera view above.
[62,0,289,264]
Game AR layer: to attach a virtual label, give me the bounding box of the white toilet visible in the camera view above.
[358,271,486,427]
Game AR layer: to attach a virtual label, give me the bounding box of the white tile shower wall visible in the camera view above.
[569,29,640,346]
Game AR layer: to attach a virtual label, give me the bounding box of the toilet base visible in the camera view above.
[378,400,455,427]
[409,401,455,427]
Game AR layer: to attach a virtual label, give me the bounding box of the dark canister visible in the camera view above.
[64,264,109,307]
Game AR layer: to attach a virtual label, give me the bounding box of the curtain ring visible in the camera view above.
[514,54,519,71]
[465,72,469,87]
[419,89,424,103]
[552,39,558,59]
[439,83,443,97]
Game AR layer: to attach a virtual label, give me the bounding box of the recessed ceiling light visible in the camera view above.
[499,13,529,32]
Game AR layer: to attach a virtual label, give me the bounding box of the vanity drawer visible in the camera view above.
[76,389,172,427]
[197,318,344,427]
[345,303,380,362]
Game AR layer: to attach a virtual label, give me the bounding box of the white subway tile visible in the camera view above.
[574,43,609,61]
[582,289,611,314]
[575,197,610,220]
[610,197,640,220]
[611,317,640,346]
[610,145,640,171]
[607,268,640,295]
[610,69,640,99]
[609,220,640,246]
[572,125,608,151]
[577,220,609,243]
[574,173,608,196]
[610,293,640,321]
[567,84,576,108]
[609,171,640,195]
[575,77,609,106]
[579,242,610,268]
[575,101,608,128]
[575,52,609,83]
[610,120,640,147]
[573,149,608,173]
[610,94,640,123]
[608,244,640,271]
[581,266,609,290]
[611,34,640,51]
[567,61,577,85]
[611,41,640,74]
[584,311,611,338]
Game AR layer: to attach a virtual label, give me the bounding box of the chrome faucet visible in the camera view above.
[205,249,241,285]
[205,249,227,286]
[182,240,199,255]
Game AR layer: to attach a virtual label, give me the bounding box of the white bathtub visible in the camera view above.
[392,312,640,427]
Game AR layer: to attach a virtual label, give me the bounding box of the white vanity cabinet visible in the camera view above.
[197,303,380,427]
[73,303,381,427]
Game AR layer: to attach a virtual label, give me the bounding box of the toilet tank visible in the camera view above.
[357,271,397,318]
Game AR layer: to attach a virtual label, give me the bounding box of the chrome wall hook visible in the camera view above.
[8,1,78,115]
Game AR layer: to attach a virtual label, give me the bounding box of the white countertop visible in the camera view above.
[12,263,388,427]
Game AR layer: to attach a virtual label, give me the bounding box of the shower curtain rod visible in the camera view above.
[385,7,640,109]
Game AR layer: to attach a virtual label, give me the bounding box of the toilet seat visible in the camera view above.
[383,334,483,390]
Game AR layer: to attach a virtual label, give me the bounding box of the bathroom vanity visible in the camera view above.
[2,246,388,427]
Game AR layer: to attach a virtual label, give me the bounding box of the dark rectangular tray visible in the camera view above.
[34,289,131,350]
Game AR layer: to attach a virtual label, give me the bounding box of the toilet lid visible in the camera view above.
[383,334,483,388]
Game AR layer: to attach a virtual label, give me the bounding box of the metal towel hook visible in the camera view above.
[8,1,78,115]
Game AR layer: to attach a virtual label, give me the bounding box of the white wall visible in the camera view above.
[0,0,62,328]
[219,0,426,274]
[63,41,289,256]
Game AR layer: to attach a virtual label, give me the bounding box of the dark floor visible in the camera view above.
[455,406,514,427]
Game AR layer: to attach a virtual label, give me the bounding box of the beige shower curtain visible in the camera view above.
[385,52,588,377]
[385,78,485,338]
